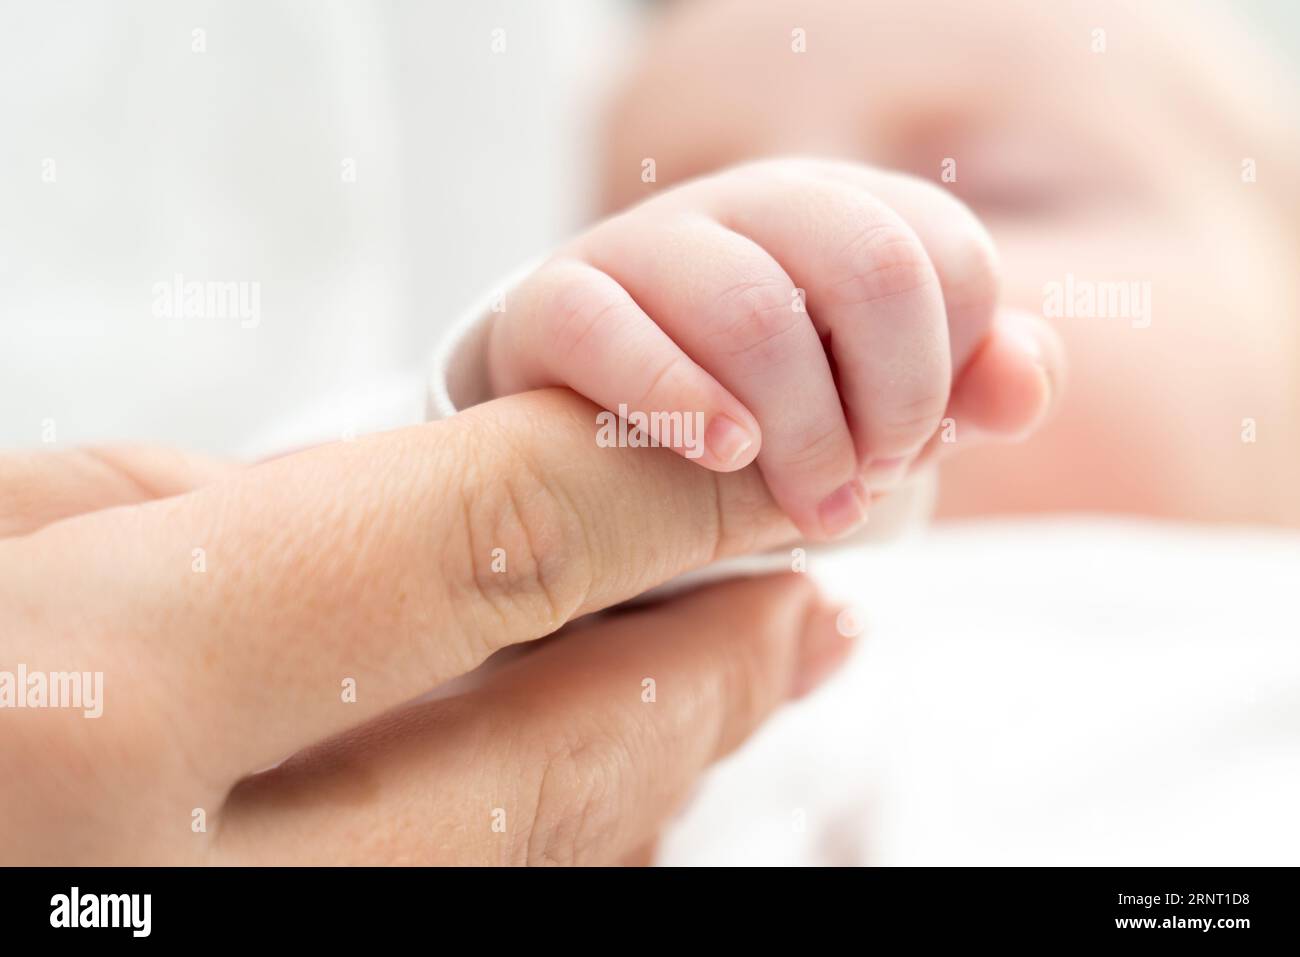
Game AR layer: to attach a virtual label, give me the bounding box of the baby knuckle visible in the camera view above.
[712,277,803,366]
[633,352,689,410]
[781,420,849,471]
[825,220,937,309]
[876,392,949,449]
[534,263,629,364]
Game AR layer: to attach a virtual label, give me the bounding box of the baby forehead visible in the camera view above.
[646,0,1241,136]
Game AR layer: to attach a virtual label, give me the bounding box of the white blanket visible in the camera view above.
[660,519,1300,865]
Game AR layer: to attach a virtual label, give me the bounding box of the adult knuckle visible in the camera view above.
[713,620,791,750]
[519,731,620,867]
[452,426,595,656]
[76,446,164,498]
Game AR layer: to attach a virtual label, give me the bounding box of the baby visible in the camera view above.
[431,156,1058,542]
[590,0,1300,528]
[433,0,1299,543]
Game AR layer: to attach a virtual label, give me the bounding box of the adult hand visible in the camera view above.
[0,389,851,864]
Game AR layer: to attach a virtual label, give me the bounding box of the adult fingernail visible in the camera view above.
[706,414,755,466]
[791,603,864,698]
[816,478,869,539]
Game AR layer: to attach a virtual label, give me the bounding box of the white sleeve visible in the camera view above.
[427,259,541,421]
[425,267,938,595]
[426,295,497,421]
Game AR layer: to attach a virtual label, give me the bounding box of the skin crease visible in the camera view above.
[600,0,1300,525]
[0,392,879,865]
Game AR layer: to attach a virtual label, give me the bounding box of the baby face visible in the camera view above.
[601,0,1300,523]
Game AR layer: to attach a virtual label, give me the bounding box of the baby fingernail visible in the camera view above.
[706,414,755,466]
[817,478,869,539]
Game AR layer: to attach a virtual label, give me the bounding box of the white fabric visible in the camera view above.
[426,259,542,421]
[661,518,1300,865]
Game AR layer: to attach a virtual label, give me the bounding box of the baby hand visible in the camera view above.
[486,158,1058,540]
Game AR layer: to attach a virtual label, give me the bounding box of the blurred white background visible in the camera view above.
[1,0,631,454]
